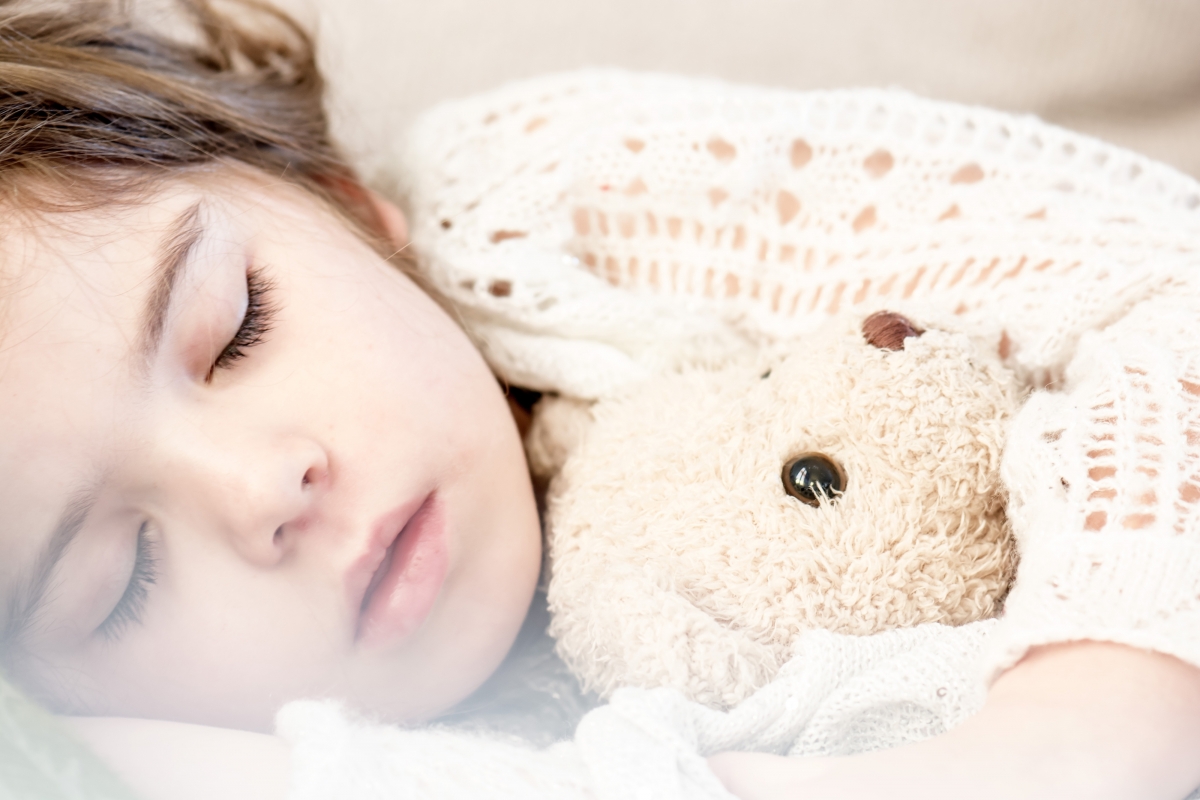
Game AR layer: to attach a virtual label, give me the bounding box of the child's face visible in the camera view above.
[0,172,542,730]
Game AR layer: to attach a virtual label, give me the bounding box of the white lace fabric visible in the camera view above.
[277,70,1200,800]
[278,623,1200,799]
[395,69,1200,685]
[280,624,996,800]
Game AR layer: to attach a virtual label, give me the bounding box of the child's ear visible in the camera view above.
[362,187,408,249]
[315,173,409,249]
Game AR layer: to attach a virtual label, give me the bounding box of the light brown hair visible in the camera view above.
[0,0,387,246]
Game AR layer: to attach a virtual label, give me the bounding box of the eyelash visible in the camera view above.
[207,267,277,379]
[98,522,159,642]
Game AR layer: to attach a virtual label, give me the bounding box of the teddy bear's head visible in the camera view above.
[529,311,1020,708]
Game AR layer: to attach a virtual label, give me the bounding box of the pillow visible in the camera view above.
[0,677,138,800]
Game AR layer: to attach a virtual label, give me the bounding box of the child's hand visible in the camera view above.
[709,641,1200,800]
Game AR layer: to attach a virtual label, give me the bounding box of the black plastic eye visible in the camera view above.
[782,453,846,507]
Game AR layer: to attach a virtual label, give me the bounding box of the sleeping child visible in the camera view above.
[0,2,1199,798]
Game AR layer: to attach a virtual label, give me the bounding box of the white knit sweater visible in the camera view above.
[279,71,1200,799]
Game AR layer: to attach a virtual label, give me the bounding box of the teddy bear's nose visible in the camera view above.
[862,311,924,351]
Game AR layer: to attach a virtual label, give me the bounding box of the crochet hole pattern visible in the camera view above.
[564,131,1095,326]
[546,88,1181,337]
[1055,311,1200,536]
[408,73,1200,543]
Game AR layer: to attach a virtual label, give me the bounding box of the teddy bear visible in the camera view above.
[525,310,1021,709]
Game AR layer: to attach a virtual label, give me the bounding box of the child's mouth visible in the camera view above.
[353,492,449,649]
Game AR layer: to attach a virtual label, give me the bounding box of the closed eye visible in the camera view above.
[97,522,159,642]
[207,266,276,381]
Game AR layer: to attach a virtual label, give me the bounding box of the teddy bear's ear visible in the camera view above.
[525,395,597,482]
[862,311,924,351]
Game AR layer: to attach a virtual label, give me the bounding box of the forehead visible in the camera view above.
[0,188,199,325]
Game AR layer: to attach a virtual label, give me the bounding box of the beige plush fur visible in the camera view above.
[531,311,1020,708]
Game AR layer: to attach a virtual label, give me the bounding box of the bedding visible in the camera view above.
[281,623,997,800]
[0,677,137,800]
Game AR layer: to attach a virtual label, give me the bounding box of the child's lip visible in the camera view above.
[348,492,448,649]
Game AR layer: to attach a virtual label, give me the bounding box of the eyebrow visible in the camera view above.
[136,201,206,372]
[2,488,98,651]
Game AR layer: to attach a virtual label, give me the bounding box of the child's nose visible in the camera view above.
[161,429,330,567]
[222,440,329,567]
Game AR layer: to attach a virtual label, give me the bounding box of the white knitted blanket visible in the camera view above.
[280,622,994,799]
[278,72,1200,798]
[393,69,1200,683]
[279,620,1200,798]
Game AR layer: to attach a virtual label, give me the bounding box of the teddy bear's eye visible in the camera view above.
[782,454,846,507]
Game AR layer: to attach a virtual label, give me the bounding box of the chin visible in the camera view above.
[345,576,540,723]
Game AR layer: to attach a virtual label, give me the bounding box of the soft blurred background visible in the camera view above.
[6,0,1200,795]
[272,0,1200,184]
